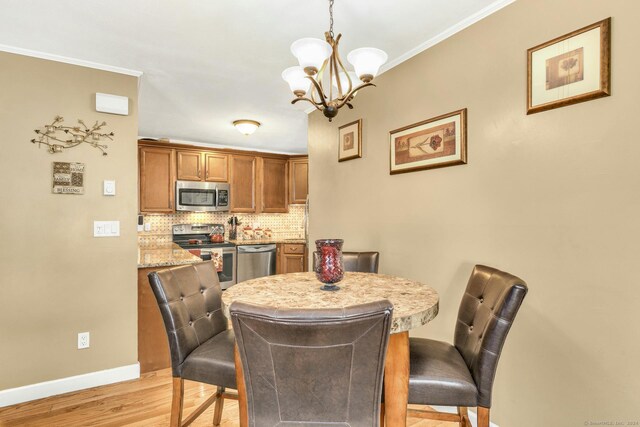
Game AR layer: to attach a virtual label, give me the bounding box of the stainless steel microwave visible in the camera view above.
[175,181,230,212]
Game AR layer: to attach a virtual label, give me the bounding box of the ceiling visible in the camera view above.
[0,0,512,154]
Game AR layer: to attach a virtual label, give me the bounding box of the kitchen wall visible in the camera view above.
[308,0,640,425]
[0,52,139,391]
[139,206,306,244]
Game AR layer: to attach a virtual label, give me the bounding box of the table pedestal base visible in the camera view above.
[235,344,248,427]
[384,331,409,427]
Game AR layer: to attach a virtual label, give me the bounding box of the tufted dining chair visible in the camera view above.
[313,251,380,273]
[147,261,237,427]
[230,300,393,427]
[402,265,528,427]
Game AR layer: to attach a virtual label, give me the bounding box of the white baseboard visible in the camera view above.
[0,363,140,408]
[432,405,500,427]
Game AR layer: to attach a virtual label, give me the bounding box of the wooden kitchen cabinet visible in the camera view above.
[139,146,175,213]
[289,157,308,204]
[204,152,228,182]
[177,150,228,183]
[176,150,203,181]
[230,154,257,213]
[261,157,289,213]
[277,243,307,274]
[139,140,305,214]
[138,267,171,373]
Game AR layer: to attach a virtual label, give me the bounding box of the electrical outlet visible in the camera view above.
[78,332,90,349]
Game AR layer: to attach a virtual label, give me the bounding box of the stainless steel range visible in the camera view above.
[172,224,236,289]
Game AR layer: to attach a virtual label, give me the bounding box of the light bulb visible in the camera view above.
[347,47,388,82]
[290,38,332,76]
[282,66,311,97]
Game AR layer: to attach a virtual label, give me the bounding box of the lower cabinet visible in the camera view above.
[277,243,307,274]
[137,267,171,373]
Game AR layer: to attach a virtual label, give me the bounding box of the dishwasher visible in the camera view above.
[236,244,277,283]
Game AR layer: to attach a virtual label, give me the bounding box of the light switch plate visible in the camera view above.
[103,180,116,196]
[94,221,120,237]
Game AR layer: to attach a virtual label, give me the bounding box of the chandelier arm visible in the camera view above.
[334,82,376,109]
[291,97,323,110]
[306,76,330,109]
[333,44,353,95]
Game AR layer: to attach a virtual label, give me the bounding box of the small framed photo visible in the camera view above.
[527,18,610,114]
[338,119,362,162]
[390,109,467,175]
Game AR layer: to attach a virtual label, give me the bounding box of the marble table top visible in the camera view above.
[221,272,439,334]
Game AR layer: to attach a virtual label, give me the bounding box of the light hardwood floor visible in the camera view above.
[0,369,456,426]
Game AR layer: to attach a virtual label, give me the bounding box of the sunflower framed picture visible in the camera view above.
[389,109,467,175]
[527,18,611,114]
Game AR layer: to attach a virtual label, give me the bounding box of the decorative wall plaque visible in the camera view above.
[52,162,85,194]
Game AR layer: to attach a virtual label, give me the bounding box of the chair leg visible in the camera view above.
[170,378,184,427]
[477,406,490,427]
[379,403,385,427]
[458,406,471,427]
[212,386,225,426]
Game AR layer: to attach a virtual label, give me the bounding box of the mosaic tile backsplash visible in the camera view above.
[138,205,305,245]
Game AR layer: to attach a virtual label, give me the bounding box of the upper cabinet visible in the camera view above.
[204,153,229,182]
[139,146,175,213]
[261,158,289,213]
[289,157,308,204]
[177,150,229,183]
[176,150,203,181]
[138,140,307,214]
[230,155,257,213]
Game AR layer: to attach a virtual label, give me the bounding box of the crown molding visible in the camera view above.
[379,0,516,74]
[0,44,143,77]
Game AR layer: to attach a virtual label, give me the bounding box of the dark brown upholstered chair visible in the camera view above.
[148,261,237,427]
[230,300,393,427]
[313,251,380,273]
[402,265,528,427]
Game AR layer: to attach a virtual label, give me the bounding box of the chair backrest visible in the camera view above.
[453,264,528,407]
[313,251,380,273]
[148,261,227,377]
[230,300,393,427]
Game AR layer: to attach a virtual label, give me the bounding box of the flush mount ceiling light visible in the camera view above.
[282,0,388,121]
[233,119,261,135]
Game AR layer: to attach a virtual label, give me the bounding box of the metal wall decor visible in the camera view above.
[31,116,115,155]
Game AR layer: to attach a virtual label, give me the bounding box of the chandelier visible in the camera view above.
[281,0,388,121]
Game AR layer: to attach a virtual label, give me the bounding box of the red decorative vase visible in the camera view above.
[314,239,344,291]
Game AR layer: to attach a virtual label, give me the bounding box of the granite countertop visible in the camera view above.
[138,243,202,268]
[221,272,439,334]
[230,238,306,245]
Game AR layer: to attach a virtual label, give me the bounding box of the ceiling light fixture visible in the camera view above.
[282,0,388,121]
[233,119,261,135]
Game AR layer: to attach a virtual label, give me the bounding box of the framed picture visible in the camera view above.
[338,119,362,162]
[389,109,467,175]
[527,18,610,114]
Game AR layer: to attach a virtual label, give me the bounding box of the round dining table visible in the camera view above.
[221,271,439,427]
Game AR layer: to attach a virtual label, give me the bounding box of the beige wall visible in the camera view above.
[308,0,640,425]
[0,52,139,389]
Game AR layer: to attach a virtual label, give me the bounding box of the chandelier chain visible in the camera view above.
[329,0,334,37]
